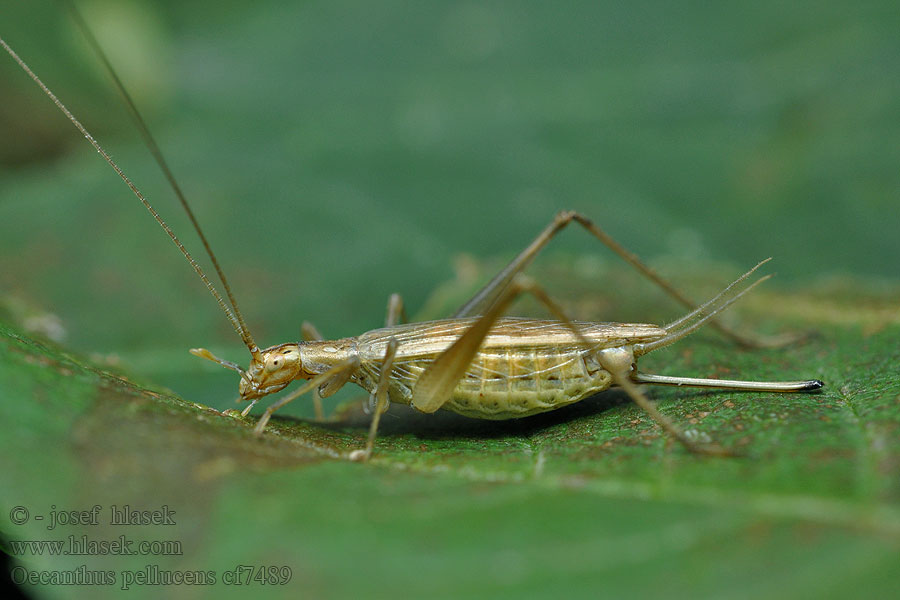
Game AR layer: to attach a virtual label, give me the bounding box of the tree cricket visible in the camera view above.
[1,17,823,461]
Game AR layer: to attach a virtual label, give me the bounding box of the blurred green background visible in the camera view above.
[1,0,897,408]
[1,1,898,598]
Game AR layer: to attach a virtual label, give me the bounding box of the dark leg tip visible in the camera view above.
[803,379,825,391]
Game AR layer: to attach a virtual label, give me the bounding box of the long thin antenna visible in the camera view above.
[1,36,261,360]
[62,1,258,356]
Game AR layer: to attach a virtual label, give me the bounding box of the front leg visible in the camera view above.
[349,337,399,462]
[253,357,359,435]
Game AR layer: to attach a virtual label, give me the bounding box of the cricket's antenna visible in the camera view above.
[0,35,261,360]
[62,3,258,357]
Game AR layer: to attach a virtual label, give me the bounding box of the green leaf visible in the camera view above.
[2,1,899,597]
[2,264,898,599]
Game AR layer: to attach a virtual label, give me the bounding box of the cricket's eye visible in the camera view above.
[265,355,283,373]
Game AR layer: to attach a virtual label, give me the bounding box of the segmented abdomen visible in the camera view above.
[352,317,663,420]
[361,345,613,419]
[446,346,612,418]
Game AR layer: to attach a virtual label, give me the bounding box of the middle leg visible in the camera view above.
[385,293,407,327]
[349,337,399,462]
[301,321,326,420]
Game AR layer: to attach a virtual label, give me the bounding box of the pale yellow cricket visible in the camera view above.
[1,21,822,461]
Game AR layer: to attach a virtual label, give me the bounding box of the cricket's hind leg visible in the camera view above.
[629,260,823,392]
[412,273,736,456]
[522,280,742,456]
[452,210,800,349]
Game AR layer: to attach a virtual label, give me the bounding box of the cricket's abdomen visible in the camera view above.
[355,317,665,419]
[439,346,613,419]
[361,345,612,419]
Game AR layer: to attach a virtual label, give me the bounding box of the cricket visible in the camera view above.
[1,11,823,461]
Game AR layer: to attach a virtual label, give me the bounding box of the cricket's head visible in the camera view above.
[239,343,305,400]
[190,343,305,402]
